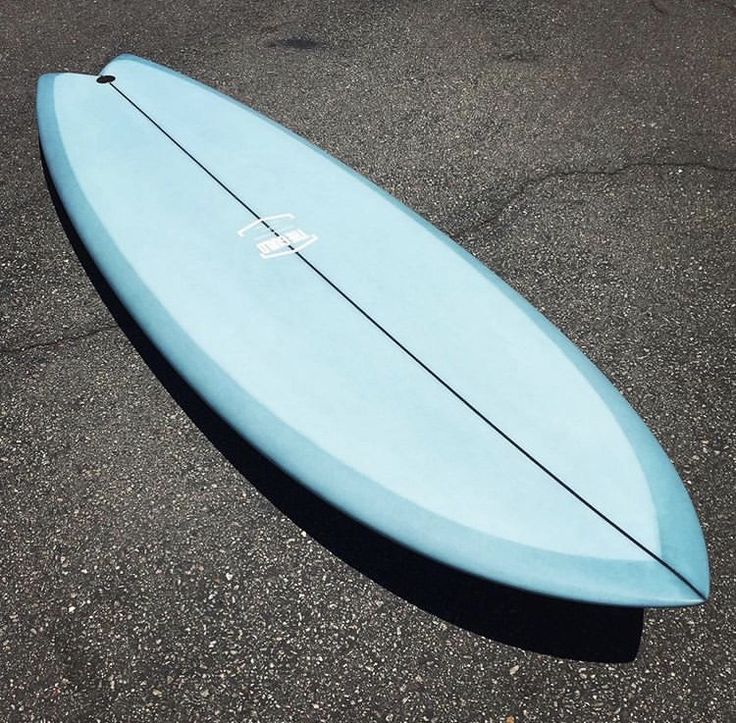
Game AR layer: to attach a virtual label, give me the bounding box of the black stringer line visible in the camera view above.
[106,80,706,601]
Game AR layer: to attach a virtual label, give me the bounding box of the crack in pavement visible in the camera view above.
[457,158,736,238]
[649,0,670,16]
[0,324,118,355]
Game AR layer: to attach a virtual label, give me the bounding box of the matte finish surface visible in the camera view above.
[36,55,708,606]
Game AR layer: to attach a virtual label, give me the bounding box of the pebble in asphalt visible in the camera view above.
[1,1,735,721]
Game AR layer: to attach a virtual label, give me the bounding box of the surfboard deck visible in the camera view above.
[36,55,709,606]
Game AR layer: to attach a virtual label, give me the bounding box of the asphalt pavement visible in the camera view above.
[1,1,735,721]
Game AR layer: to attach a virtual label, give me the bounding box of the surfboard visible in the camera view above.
[36,54,709,607]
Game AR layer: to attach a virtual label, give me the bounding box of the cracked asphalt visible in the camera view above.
[1,1,735,721]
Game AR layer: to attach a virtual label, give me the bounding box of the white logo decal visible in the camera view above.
[237,213,317,259]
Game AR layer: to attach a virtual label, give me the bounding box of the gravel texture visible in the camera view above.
[1,1,735,721]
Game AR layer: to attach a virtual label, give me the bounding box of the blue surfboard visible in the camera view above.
[37,55,709,607]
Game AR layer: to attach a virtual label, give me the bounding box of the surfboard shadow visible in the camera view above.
[41,149,643,663]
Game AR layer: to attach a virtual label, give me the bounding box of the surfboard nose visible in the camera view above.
[647,473,710,606]
[659,552,709,606]
[594,471,710,607]
[663,525,710,605]
[645,563,709,607]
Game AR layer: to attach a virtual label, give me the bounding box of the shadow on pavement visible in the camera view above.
[41,149,643,663]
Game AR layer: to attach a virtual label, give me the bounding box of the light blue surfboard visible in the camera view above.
[36,55,709,607]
